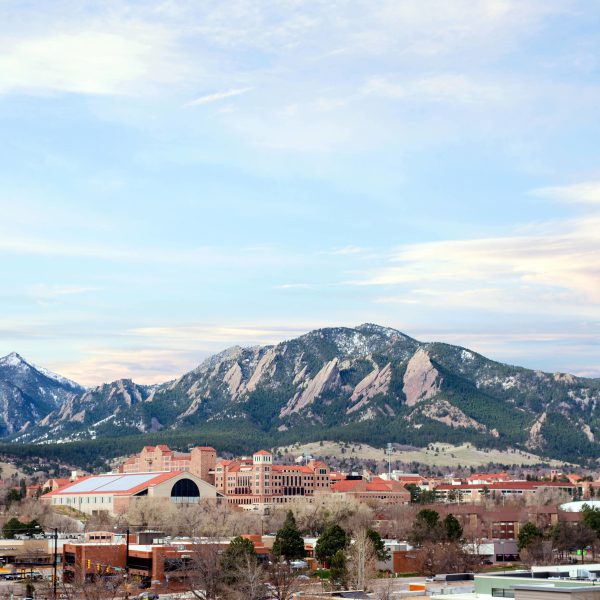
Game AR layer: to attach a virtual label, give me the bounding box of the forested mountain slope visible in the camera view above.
[9,324,600,463]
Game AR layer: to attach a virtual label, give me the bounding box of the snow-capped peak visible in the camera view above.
[0,352,83,390]
[0,352,27,367]
[33,363,83,390]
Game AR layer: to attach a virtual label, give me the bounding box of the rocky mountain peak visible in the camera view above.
[5,324,600,464]
[402,348,442,406]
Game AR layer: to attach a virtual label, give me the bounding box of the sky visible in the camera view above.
[0,0,599,386]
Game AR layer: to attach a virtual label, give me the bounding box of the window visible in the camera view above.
[171,479,200,504]
[492,590,514,598]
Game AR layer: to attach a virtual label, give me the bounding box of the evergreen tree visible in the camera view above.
[221,536,257,584]
[518,522,543,551]
[272,511,306,561]
[582,505,600,539]
[443,514,463,542]
[315,524,347,565]
[2,518,40,539]
[4,489,21,507]
[417,509,440,529]
[329,549,348,589]
[408,509,442,547]
[367,529,390,561]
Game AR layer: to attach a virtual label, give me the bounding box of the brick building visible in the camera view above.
[432,503,582,540]
[63,535,270,590]
[435,480,581,503]
[118,445,216,484]
[214,450,330,507]
[330,477,411,504]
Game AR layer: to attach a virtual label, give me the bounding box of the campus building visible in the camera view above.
[63,534,270,589]
[330,476,411,504]
[41,471,218,516]
[118,445,216,485]
[214,450,330,507]
[435,480,582,503]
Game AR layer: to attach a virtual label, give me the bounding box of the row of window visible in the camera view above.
[54,496,112,505]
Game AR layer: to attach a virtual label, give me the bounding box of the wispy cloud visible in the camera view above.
[275,283,313,289]
[0,28,179,96]
[533,181,600,205]
[364,74,505,105]
[0,235,297,268]
[186,87,254,106]
[350,185,600,315]
[127,323,314,347]
[29,284,100,299]
[330,246,366,255]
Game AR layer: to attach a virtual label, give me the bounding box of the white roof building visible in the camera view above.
[42,470,218,516]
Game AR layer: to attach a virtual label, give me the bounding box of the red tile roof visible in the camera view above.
[271,465,313,474]
[436,480,576,491]
[331,480,362,492]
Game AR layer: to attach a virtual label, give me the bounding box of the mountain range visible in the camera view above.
[2,324,600,464]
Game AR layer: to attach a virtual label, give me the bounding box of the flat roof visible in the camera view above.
[514,586,600,593]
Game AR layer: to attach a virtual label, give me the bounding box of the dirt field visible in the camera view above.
[0,460,25,479]
[274,441,569,468]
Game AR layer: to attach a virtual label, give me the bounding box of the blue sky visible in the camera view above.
[0,0,599,385]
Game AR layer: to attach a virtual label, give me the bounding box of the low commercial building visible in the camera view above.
[42,471,218,516]
[0,539,52,568]
[63,534,270,590]
[432,566,600,600]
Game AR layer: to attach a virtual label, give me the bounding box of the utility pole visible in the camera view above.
[53,527,58,599]
[125,528,130,578]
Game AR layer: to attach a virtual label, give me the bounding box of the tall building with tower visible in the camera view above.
[214,449,330,508]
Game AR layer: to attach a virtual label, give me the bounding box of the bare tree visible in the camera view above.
[528,488,571,507]
[168,540,224,600]
[85,511,116,533]
[225,554,267,600]
[520,539,554,567]
[170,501,261,538]
[266,559,301,600]
[124,496,178,530]
[348,529,377,591]
[266,495,372,537]
[415,542,472,576]
[378,504,418,540]
[38,573,126,600]
[373,577,395,600]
